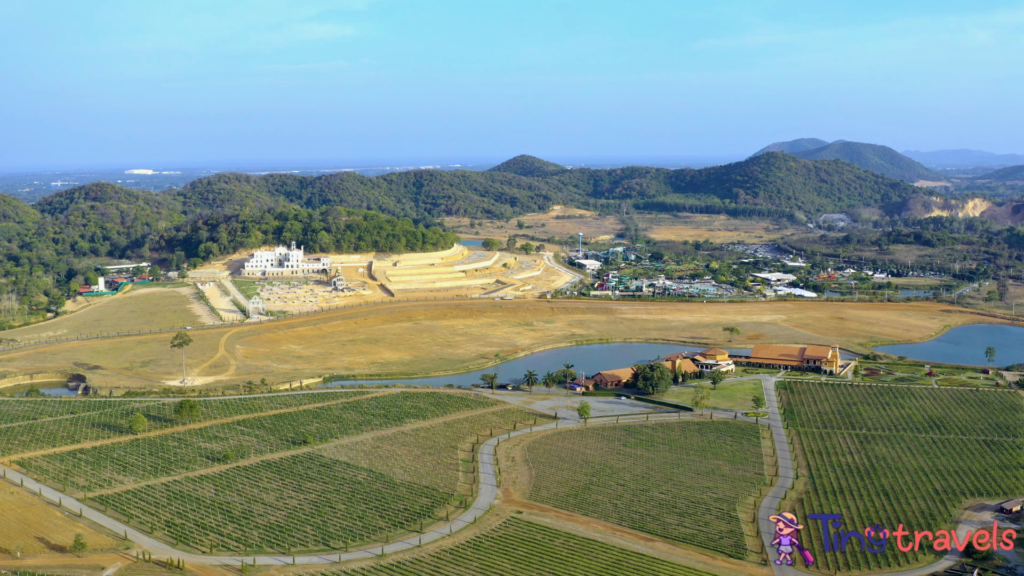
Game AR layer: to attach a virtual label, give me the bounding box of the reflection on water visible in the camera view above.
[323,342,852,388]
[877,324,1024,366]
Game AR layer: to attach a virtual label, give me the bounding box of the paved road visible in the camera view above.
[542,252,582,292]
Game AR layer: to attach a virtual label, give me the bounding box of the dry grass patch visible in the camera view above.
[1,288,204,345]
[0,482,119,555]
[0,300,1003,390]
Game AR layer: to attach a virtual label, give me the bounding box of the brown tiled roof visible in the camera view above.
[701,347,729,356]
[594,368,635,382]
[803,345,833,360]
[749,345,806,363]
[676,358,699,373]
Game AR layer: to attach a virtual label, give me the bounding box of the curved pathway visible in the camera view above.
[1,382,972,574]
[0,410,726,566]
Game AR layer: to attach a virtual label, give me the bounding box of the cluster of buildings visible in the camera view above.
[78,274,152,296]
[591,271,732,298]
[241,242,332,278]
[571,344,845,391]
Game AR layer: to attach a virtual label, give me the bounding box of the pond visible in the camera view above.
[2,383,79,397]
[460,240,484,246]
[876,324,1024,366]
[324,342,855,388]
[326,343,701,388]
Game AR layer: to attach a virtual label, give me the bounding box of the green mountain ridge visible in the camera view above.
[487,154,568,177]
[790,141,941,183]
[979,165,1024,182]
[751,138,830,156]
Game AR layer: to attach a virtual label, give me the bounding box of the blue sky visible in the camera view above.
[1,1,1022,170]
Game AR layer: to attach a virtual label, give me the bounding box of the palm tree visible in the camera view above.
[561,363,576,384]
[523,370,539,393]
[543,371,557,393]
[481,373,498,394]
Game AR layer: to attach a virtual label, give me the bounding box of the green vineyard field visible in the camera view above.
[315,517,717,576]
[780,381,1024,573]
[522,420,768,559]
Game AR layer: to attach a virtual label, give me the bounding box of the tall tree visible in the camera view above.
[630,362,672,394]
[691,384,712,415]
[542,371,557,393]
[170,331,193,383]
[173,399,202,424]
[561,363,576,384]
[722,326,740,341]
[481,373,498,394]
[128,413,148,435]
[751,394,766,412]
[709,370,727,390]
[69,533,88,557]
[522,370,539,393]
[985,346,996,366]
[576,400,591,421]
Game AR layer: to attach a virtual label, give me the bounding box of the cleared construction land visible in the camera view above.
[0,299,1002,391]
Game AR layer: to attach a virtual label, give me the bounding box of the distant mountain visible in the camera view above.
[903,149,1024,169]
[487,155,568,177]
[785,141,941,183]
[978,165,1024,182]
[751,138,829,157]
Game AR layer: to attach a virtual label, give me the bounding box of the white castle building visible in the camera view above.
[241,242,331,277]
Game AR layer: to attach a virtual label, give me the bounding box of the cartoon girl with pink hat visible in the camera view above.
[770,512,814,566]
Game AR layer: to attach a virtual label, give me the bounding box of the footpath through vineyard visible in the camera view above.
[0,383,982,573]
[757,375,980,576]
[1,394,764,567]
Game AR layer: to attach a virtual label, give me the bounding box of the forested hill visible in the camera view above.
[980,165,1024,182]
[790,141,941,183]
[0,185,458,316]
[168,151,924,222]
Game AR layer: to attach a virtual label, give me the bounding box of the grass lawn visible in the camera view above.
[0,288,203,345]
[658,379,764,411]
[231,278,261,299]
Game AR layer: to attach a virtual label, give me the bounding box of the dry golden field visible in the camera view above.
[0,482,119,555]
[0,299,1004,390]
[0,288,206,346]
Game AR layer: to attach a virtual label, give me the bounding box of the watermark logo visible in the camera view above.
[807,513,1018,554]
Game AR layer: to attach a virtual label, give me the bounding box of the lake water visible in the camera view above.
[327,343,712,388]
[324,342,854,388]
[460,240,484,246]
[877,324,1024,366]
[2,384,79,397]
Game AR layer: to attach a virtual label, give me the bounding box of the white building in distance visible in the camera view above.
[241,242,331,277]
